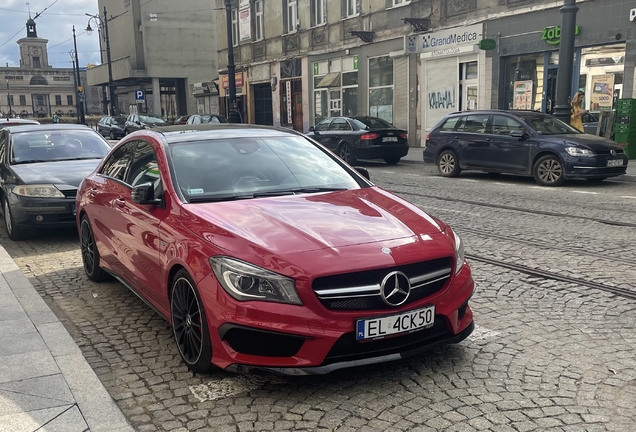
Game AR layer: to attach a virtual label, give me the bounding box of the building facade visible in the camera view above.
[1,19,101,118]
[86,0,219,120]
[217,0,599,146]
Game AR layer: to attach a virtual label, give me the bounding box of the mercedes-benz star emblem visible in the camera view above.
[381,247,391,255]
[610,149,617,156]
[380,271,411,307]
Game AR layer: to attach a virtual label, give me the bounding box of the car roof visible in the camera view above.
[0,118,40,125]
[446,109,545,117]
[2,124,96,133]
[151,124,302,144]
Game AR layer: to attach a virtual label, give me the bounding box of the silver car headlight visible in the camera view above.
[12,184,65,198]
[210,256,303,305]
[565,147,595,157]
[452,229,465,274]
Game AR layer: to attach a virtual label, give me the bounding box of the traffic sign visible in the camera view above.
[135,90,146,102]
[78,91,85,102]
[77,85,84,93]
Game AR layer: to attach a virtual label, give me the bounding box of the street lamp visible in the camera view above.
[224,0,241,123]
[71,26,85,124]
[553,0,579,124]
[5,78,12,119]
[86,7,117,116]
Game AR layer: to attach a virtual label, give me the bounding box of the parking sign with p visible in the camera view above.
[135,90,145,102]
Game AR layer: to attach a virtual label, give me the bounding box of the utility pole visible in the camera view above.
[552,0,579,124]
[103,6,116,116]
[72,26,85,124]
[5,79,12,118]
[224,0,241,123]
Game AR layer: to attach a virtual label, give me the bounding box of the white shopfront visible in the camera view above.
[406,23,487,145]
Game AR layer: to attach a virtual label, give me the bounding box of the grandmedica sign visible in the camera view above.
[405,24,483,55]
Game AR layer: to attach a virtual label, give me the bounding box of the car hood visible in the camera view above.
[10,159,102,187]
[550,134,624,152]
[180,187,447,255]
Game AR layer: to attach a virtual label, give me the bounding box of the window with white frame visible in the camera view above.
[368,56,394,124]
[311,0,326,26]
[231,8,239,46]
[342,0,358,18]
[284,0,297,34]
[392,0,408,6]
[254,0,264,40]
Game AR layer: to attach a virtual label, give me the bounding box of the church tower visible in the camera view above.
[17,17,50,69]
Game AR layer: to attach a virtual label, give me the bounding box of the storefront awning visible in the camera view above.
[316,73,341,88]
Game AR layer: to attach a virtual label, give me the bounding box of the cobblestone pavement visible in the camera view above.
[1,159,636,432]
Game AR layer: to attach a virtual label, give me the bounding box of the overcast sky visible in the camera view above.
[0,0,102,69]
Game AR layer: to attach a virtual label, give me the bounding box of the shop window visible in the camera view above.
[342,88,357,117]
[311,0,326,26]
[369,56,393,124]
[503,54,544,110]
[254,0,264,40]
[231,9,239,46]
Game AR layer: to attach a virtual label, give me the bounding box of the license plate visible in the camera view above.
[356,305,435,341]
[72,204,76,216]
[607,159,624,167]
[383,137,398,142]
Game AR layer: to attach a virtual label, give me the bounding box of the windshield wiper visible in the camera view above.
[254,187,348,197]
[53,157,104,161]
[11,160,50,165]
[188,194,254,203]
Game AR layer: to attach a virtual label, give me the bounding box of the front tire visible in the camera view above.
[384,157,401,165]
[80,215,110,282]
[3,197,28,241]
[109,131,116,140]
[171,270,214,374]
[533,155,565,186]
[338,143,357,165]
[437,150,461,177]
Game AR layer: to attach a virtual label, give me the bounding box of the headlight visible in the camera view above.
[452,229,465,274]
[565,147,595,157]
[210,257,303,305]
[12,184,64,198]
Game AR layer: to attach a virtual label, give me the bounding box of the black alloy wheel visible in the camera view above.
[384,157,401,165]
[109,131,116,140]
[3,197,28,241]
[80,216,109,282]
[437,150,461,177]
[533,154,565,186]
[170,270,214,373]
[338,144,357,165]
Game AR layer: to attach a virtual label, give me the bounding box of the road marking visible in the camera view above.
[459,179,479,183]
[190,375,287,402]
[620,196,636,200]
[570,191,599,195]
[380,171,395,174]
[529,186,558,191]
[494,182,512,186]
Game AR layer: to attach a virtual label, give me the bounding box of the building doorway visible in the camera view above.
[280,79,303,132]
[545,66,558,114]
[253,83,273,125]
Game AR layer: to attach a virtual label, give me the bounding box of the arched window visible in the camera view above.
[30,76,48,85]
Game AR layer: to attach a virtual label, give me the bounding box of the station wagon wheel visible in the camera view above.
[109,131,115,140]
[80,216,109,282]
[533,155,564,186]
[437,150,461,177]
[338,144,357,165]
[3,197,28,241]
[171,270,213,374]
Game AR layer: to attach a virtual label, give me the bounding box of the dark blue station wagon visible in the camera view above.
[423,110,628,186]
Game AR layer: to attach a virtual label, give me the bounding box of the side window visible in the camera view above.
[100,142,135,181]
[127,141,162,190]
[440,117,460,131]
[490,115,524,135]
[0,131,6,164]
[458,114,489,133]
[193,116,202,125]
[315,119,332,131]
[329,118,351,131]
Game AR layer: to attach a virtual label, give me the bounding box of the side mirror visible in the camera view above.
[308,126,315,132]
[354,166,370,181]
[510,130,526,139]
[131,182,161,205]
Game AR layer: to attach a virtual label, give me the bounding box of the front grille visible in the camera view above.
[60,189,77,198]
[323,317,449,365]
[313,258,452,311]
[220,325,305,357]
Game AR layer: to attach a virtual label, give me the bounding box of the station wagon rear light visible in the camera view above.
[399,133,408,139]
[360,133,379,140]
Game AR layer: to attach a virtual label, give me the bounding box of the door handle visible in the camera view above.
[115,197,126,208]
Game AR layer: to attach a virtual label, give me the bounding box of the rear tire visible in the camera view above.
[437,150,461,177]
[533,154,564,186]
[384,157,400,165]
[338,144,357,165]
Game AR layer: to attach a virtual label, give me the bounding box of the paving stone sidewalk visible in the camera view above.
[0,244,133,432]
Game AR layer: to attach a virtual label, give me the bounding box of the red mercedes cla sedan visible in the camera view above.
[76,124,475,375]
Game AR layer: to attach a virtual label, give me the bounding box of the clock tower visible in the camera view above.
[17,18,50,69]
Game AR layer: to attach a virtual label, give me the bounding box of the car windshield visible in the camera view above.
[170,136,362,202]
[517,114,581,135]
[10,130,111,164]
[139,115,164,123]
[201,116,222,124]
[352,117,394,129]
[112,117,126,125]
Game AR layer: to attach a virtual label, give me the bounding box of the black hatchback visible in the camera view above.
[423,110,628,186]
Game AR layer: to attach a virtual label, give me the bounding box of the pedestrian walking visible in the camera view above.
[570,91,587,132]
[53,113,60,124]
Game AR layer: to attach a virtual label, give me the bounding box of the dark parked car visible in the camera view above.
[186,114,228,125]
[424,110,628,186]
[124,114,170,134]
[0,124,111,240]
[307,116,408,165]
[97,116,126,139]
[173,115,192,125]
[76,124,474,375]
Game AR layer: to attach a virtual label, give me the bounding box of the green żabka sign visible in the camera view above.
[542,25,581,45]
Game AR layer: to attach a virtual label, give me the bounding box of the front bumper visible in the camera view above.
[354,145,409,160]
[563,155,628,179]
[198,264,475,375]
[7,193,77,229]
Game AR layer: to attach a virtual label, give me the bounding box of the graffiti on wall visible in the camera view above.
[428,88,456,110]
